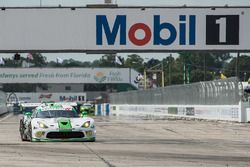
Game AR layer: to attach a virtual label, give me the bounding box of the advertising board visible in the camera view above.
[0,7,248,52]
[6,92,87,103]
[0,68,138,86]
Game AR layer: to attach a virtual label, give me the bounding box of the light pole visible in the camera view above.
[161,62,165,87]
[204,54,206,81]
[144,69,147,90]
[168,54,172,85]
[236,52,240,78]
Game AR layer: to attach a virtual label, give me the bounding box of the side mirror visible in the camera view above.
[24,112,32,117]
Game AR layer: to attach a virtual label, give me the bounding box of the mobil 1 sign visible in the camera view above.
[0,7,248,52]
[206,15,239,45]
[93,8,248,51]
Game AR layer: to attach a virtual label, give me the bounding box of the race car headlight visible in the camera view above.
[82,121,90,128]
[38,122,48,129]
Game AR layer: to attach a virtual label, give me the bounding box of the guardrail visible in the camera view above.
[109,78,250,122]
[0,91,7,116]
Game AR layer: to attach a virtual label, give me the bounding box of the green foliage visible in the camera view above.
[0,53,47,68]
[175,52,231,83]
[99,54,116,67]
[224,55,250,81]
[28,53,47,67]
[125,54,144,72]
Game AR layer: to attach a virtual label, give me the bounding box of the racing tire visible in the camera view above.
[19,120,28,141]
[28,123,33,142]
[21,131,28,141]
[19,120,23,133]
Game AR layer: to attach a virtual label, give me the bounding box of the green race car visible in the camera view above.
[79,103,95,117]
[19,103,96,142]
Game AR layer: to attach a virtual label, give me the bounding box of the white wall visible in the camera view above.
[110,104,244,122]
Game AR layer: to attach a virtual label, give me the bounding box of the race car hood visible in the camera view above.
[31,117,94,129]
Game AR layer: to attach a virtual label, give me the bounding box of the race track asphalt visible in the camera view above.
[0,113,250,167]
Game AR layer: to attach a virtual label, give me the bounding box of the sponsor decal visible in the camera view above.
[206,15,239,45]
[94,72,107,83]
[58,118,72,131]
[59,96,77,102]
[97,14,240,47]
[231,108,239,118]
[7,93,18,103]
[178,107,186,115]
[134,73,143,84]
[39,94,52,99]
[168,107,178,115]
[106,71,123,82]
[96,15,196,46]
[186,107,195,116]
[19,97,32,101]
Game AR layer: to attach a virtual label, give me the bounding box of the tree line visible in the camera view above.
[1,52,250,87]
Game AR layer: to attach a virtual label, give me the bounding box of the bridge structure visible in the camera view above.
[0,6,248,53]
[0,6,250,167]
[0,6,249,120]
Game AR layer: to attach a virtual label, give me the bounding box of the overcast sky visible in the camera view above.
[0,0,250,7]
[0,0,249,62]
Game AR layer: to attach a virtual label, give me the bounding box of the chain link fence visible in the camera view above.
[110,77,241,105]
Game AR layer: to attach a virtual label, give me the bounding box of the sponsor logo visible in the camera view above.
[186,107,195,116]
[39,94,52,99]
[59,96,77,102]
[134,73,143,84]
[206,15,239,45]
[96,15,196,46]
[19,97,31,101]
[94,72,107,83]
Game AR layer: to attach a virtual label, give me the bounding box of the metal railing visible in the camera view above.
[110,77,241,105]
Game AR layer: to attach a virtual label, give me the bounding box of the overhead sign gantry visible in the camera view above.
[0,7,248,52]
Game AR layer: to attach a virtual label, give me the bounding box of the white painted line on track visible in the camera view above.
[0,113,12,122]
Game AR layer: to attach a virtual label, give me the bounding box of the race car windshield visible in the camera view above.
[36,110,79,118]
[22,107,35,113]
